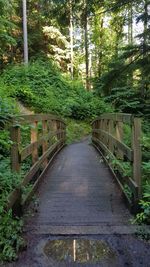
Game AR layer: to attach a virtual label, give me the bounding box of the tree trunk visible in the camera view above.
[23,0,28,64]
[98,19,104,77]
[141,0,148,97]
[69,0,74,79]
[128,3,133,45]
[128,3,133,85]
[84,0,90,90]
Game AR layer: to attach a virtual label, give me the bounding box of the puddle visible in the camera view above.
[44,239,116,264]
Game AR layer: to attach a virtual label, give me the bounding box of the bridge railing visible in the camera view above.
[92,113,141,212]
[8,114,66,213]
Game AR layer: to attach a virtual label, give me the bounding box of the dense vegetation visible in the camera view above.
[0,0,149,262]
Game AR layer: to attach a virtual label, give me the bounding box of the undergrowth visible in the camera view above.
[2,59,113,120]
[66,119,91,144]
[0,158,24,262]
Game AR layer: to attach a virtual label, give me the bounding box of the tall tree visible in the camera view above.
[84,0,89,90]
[69,0,74,79]
[23,0,28,64]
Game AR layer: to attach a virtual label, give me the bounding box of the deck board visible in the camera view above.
[25,140,131,233]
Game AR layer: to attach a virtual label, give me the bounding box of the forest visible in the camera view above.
[0,0,150,262]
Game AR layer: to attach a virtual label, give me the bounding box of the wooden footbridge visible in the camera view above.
[7,113,142,234]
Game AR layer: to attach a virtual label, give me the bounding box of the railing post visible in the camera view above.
[101,119,104,143]
[58,121,61,140]
[10,125,21,172]
[93,121,96,139]
[98,120,101,141]
[108,119,113,154]
[132,118,142,198]
[115,121,123,159]
[64,123,66,141]
[42,120,48,167]
[31,121,38,165]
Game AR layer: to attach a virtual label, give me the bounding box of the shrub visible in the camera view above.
[1,59,113,120]
[0,159,24,262]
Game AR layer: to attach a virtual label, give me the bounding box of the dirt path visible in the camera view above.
[3,140,150,267]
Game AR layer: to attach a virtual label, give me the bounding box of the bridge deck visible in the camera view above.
[25,139,132,234]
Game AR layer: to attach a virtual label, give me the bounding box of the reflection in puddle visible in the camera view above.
[44,239,116,264]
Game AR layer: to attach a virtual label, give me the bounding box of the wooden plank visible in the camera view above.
[22,142,65,208]
[31,121,38,164]
[92,138,139,212]
[7,188,21,210]
[20,130,66,162]
[115,121,123,159]
[21,139,65,187]
[93,129,133,161]
[92,113,133,125]
[12,114,66,126]
[126,177,139,199]
[132,118,142,198]
[42,120,48,167]
[10,126,21,172]
[6,140,65,214]
[108,119,114,154]
[20,138,43,162]
[92,136,115,162]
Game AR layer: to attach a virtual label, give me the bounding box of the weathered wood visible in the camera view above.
[9,114,66,214]
[7,188,21,210]
[108,119,114,154]
[12,114,66,126]
[91,113,141,211]
[20,129,66,162]
[92,129,133,161]
[21,139,65,187]
[92,138,138,212]
[31,121,38,164]
[115,121,123,159]
[42,120,48,167]
[132,118,142,198]
[92,113,133,125]
[20,138,44,162]
[22,142,65,207]
[10,126,21,172]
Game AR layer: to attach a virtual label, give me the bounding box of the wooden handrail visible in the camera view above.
[91,113,141,213]
[8,114,66,214]
[11,114,66,126]
[92,113,134,125]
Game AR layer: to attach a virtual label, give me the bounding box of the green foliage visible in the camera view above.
[66,119,91,144]
[0,82,18,155]
[0,159,24,262]
[0,130,12,157]
[134,200,150,224]
[133,181,150,225]
[111,158,132,177]
[0,82,18,128]
[2,59,112,120]
[104,87,142,114]
[0,210,24,262]
[0,158,21,199]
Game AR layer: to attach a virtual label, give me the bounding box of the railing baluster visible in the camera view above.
[10,125,21,172]
[31,121,38,165]
[115,121,123,159]
[42,120,48,167]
